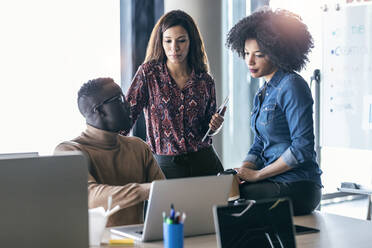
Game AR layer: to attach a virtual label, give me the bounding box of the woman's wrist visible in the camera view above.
[254,169,263,181]
[242,161,257,170]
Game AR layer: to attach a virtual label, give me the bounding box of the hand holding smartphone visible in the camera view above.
[201,95,229,142]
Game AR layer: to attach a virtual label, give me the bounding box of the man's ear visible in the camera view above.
[92,106,104,115]
[86,107,106,127]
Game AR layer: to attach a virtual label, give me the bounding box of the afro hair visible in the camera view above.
[226,7,313,72]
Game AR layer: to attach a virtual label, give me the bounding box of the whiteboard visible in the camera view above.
[321,3,372,150]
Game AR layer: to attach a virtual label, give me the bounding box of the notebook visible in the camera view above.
[0,153,89,248]
[213,198,297,248]
[111,174,233,242]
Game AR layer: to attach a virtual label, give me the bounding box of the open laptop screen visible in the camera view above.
[111,175,233,241]
[213,198,296,248]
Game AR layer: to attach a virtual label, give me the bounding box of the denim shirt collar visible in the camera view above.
[266,69,287,88]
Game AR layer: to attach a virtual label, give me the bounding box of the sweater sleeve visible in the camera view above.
[54,142,154,210]
[86,174,151,210]
[143,142,166,182]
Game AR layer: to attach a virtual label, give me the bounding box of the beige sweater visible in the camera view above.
[55,125,165,227]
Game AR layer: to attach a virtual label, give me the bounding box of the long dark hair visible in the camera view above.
[145,10,209,73]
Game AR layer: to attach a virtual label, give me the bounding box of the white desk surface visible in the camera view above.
[99,211,372,248]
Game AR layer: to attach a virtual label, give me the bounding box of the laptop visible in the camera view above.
[0,153,89,248]
[213,198,297,248]
[0,152,38,158]
[111,175,233,241]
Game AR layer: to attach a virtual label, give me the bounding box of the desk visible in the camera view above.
[294,211,372,248]
[100,211,372,248]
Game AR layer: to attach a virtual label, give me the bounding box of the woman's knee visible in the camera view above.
[289,182,321,215]
[239,181,281,200]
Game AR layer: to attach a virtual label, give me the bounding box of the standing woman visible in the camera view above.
[226,7,322,215]
[124,10,225,179]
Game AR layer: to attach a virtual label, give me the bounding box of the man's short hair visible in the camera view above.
[77,77,115,117]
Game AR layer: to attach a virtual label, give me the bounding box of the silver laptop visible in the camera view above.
[111,175,233,242]
[0,152,38,158]
[0,153,89,248]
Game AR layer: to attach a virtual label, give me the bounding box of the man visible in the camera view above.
[55,78,165,227]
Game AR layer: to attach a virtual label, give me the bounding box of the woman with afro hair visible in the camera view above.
[226,7,322,215]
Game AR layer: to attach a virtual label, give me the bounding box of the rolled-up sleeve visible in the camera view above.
[278,76,315,167]
[244,135,264,169]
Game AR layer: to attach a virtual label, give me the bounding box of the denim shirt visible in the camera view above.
[244,69,322,186]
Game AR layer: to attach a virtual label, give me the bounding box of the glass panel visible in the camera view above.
[270,0,372,201]
[221,0,255,169]
[0,0,120,154]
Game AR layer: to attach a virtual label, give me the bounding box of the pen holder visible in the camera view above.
[163,222,184,248]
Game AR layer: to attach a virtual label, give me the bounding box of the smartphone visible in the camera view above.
[217,95,229,115]
[219,168,238,175]
[201,95,230,142]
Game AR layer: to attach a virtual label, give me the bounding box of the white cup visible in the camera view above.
[88,207,108,246]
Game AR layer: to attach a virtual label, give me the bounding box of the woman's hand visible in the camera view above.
[235,166,261,183]
[209,107,227,132]
[236,157,292,183]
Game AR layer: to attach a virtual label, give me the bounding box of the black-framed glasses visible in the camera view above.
[92,94,125,112]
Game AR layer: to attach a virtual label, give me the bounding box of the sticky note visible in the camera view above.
[109,238,135,245]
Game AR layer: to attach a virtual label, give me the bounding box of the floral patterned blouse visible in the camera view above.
[124,61,217,155]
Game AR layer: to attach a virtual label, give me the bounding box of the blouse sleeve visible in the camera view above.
[204,75,217,133]
[124,64,149,135]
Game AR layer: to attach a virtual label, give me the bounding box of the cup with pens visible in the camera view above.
[163,204,186,248]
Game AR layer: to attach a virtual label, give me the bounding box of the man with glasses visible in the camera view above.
[55,78,165,227]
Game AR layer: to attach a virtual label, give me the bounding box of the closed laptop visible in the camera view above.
[0,153,89,248]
